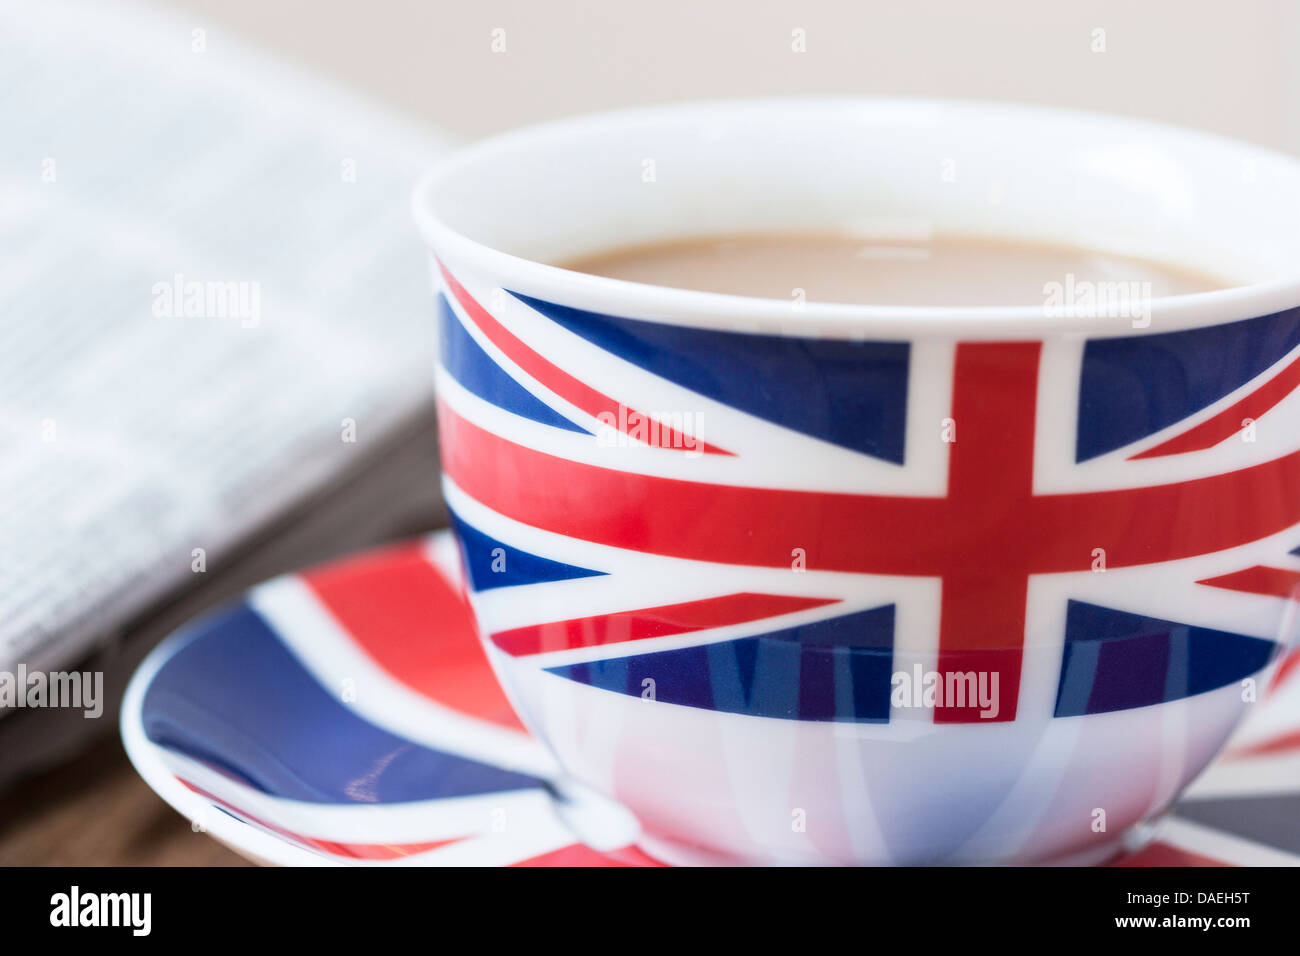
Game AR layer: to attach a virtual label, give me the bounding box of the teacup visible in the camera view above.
[413,98,1300,865]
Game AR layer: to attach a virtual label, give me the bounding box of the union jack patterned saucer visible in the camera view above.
[121,531,1300,866]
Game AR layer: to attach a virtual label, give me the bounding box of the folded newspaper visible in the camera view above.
[0,0,453,681]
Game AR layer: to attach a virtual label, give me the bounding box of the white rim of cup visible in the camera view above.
[412,96,1300,340]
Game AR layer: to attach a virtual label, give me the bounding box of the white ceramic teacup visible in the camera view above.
[413,98,1300,865]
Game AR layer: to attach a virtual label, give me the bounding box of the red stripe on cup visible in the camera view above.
[490,591,839,656]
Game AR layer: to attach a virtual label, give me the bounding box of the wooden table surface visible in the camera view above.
[0,737,250,867]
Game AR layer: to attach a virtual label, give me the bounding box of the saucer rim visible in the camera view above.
[120,626,343,867]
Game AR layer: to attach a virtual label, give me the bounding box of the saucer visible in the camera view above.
[121,531,1300,866]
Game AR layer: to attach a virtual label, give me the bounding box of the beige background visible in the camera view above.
[167,0,1300,152]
